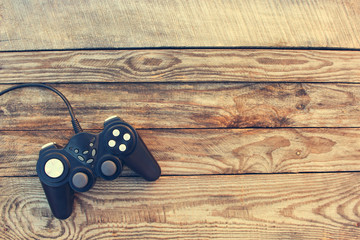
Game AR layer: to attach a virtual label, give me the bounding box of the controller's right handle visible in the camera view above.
[40,181,74,219]
[124,135,161,181]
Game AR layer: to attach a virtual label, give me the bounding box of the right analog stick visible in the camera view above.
[101,160,117,176]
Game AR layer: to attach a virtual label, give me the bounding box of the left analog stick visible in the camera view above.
[72,172,89,189]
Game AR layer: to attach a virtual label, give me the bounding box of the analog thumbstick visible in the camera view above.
[101,161,117,176]
[72,172,89,189]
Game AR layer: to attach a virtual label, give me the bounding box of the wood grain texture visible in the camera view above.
[1,83,360,129]
[1,50,360,83]
[0,174,360,239]
[1,0,360,50]
[1,128,360,177]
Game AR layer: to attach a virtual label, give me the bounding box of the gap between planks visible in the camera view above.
[2,170,360,179]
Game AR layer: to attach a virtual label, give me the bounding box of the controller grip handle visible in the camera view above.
[41,181,74,219]
[125,136,161,181]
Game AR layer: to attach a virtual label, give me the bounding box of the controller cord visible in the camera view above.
[0,83,83,133]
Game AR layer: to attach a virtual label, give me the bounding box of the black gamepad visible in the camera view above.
[36,116,161,219]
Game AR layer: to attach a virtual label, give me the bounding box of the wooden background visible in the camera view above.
[1,1,360,239]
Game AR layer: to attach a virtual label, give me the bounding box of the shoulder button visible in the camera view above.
[41,142,56,149]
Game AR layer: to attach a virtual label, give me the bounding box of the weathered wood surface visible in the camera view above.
[0,174,360,239]
[1,128,360,177]
[1,0,360,239]
[1,0,360,51]
[1,50,360,83]
[1,83,360,130]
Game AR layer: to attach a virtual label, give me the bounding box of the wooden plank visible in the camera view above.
[1,83,360,129]
[1,128,360,177]
[1,0,360,51]
[1,50,360,83]
[0,174,359,239]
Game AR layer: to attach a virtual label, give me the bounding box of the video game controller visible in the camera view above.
[36,116,161,219]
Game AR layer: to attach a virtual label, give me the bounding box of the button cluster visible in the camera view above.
[70,138,97,165]
[107,127,133,153]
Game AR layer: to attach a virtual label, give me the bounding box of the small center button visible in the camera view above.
[112,129,120,137]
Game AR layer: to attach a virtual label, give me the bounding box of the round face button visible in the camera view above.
[119,144,126,152]
[72,172,89,189]
[123,133,131,141]
[101,160,117,176]
[112,129,120,137]
[44,158,64,178]
[108,140,116,147]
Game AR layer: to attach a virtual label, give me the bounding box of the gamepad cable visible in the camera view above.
[0,83,83,133]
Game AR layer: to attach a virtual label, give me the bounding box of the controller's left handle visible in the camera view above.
[40,181,74,219]
[37,143,73,219]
